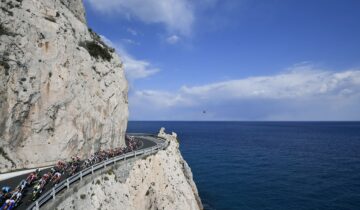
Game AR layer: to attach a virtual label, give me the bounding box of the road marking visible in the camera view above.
[0,166,53,181]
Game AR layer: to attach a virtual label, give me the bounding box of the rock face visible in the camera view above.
[55,130,203,210]
[0,0,128,172]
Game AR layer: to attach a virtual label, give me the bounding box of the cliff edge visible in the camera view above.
[1,1,203,209]
[0,0,128,172]
[54,129,203,210]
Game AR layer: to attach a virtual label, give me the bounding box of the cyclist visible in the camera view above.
[0,199,15,210]
[0,187,11,202]
[1,187,10,195]
[43,173,51,181]
[38,173,50,188]
[10,190,21,206]
[17,180,27,192]
[50,172,62,185]
[31,183,42,201]
[26,169,39,185]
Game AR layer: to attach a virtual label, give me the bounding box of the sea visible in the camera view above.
[127,121,360,210]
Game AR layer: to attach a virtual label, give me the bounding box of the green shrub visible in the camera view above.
[88,28,115,53]
[79,41,112,61]
[107,169,114,175]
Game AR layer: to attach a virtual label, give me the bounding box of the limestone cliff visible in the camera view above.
[0,0,128,172]
[54,130,203,210]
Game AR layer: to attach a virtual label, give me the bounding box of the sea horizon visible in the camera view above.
[128,121,360,210]
[129,120,360,122]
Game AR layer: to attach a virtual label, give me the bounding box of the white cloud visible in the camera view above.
[100,35,159,80]
[132,90,194,108]
[129,64,360,120]
[179,66,360,100]
[166,35,180,44]
[121,52,159,80]
[121,38,140,45]
[87,0,194,35]
[127,28,138,36]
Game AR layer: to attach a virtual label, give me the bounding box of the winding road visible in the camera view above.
[0,134,162,210]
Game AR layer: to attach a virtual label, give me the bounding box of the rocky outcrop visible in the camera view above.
[54,130,203,210]
[0,0,128,172]
[59,0,87,24]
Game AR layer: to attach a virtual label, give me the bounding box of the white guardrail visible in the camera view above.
[26,135,168,210]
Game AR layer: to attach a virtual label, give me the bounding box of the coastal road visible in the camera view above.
[0,135,158,210]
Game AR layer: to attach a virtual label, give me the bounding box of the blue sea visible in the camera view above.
[127,122,360,210]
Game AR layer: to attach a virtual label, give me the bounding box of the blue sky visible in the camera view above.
[84,0,360,120]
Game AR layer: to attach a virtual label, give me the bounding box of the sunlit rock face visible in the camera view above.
[54,131,203,210]
[0,0,128,172]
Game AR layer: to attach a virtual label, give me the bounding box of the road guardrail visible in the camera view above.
[26,135,168,210]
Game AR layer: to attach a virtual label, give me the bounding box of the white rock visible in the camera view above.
[0,0,128,172]
[55,130,203,210]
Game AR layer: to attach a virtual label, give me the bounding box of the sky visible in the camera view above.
[83,0,360,121]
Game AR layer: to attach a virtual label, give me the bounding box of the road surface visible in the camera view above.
[0,135,158,210]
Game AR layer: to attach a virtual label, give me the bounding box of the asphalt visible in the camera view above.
[0,136,157,210]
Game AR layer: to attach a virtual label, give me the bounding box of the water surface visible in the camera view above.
[127,121,360,210]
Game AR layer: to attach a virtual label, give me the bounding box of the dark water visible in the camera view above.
[127,121,360,210]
